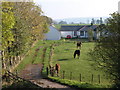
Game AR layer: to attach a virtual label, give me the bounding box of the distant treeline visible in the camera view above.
[53,17,108,25]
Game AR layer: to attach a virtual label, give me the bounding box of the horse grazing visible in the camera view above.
[74,50,80,59]
[49,65,55,76]
[55,64,60,77]
[77,41,82,49]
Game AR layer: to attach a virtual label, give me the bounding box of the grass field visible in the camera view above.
[51,41,112,86]
[14,40,58,72]
[14,39,112,87]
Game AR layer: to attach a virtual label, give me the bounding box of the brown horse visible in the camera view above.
[74,50,80,59]
[77,41,82,49]
[55,64,60,77]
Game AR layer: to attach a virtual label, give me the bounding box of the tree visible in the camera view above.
[89,12,120,88]
[91,18,95,24]
[42,16,53,24]
[2,2,15,69]
[58,21,67,24]
[104,19,108,24]
[88,29,93,41]
[100,17,103,24]
[1,2,50,70]
[53,20,58,24]
[96,19,100,24]
[2,2,15,50]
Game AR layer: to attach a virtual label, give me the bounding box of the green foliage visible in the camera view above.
[89,12,120,88]
[2,2,51,71]
[54,24,62,30]
[88,29,93,41]
[2,2,15,50]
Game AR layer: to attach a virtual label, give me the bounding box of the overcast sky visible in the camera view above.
[34,0,120,19]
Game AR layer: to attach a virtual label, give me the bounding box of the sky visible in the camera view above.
[34,0,120,19]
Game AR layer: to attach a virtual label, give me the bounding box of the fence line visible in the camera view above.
[70,72,72,80]
[91,74,93,83]
[45,42,105,84]
[48,70,103,84]
[79,73,81,82]
[98,74,101,84]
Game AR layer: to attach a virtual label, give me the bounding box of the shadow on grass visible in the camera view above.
[57,59,69,61]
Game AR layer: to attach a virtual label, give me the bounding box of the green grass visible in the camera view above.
[48,76,110,88]
[13,39,112,88]
[14,40,62,73]
[51,41,112,86]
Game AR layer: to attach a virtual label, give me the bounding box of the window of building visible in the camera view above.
[80,31,84,36]
[74,31,77,36]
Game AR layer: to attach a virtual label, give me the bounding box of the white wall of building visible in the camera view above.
[77,31,80,36]
[61,31,89,38]
[44,26,61,40]
[60,31,73,38]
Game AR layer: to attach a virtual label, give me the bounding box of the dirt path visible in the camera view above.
[18,64,77,90]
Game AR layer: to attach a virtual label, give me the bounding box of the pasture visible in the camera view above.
[14,40,112,87]
[51,41,112,86]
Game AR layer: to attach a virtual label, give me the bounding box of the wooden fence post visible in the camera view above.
[16,70,18,75]
[70,72,72,80]
[98,74,100,84]
[80,73,82,82]
[46,67,49,76]
[63,71,65,79]
[91,74,93,83]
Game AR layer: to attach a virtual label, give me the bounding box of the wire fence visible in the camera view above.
[47,69,111,85]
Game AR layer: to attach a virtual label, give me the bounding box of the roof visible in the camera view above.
[60,25,84,31]
[90,25,98,30]
[60,25,99,31]
[79,26,90,31]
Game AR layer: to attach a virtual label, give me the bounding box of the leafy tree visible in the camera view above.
[58,21,67,24]
[88,29,93,41]
[91,18,95,24]
[96,19,100,24]
[100,17,103,24]
[2,2,15,50]
[42,16,53,24]
[89,12,120,88]
[2,2,15,69]
[1,2,50,70]
[53,20,58,24]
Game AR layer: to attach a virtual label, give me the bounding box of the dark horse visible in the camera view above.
[77,41,82,49]
[74,50,80,59]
